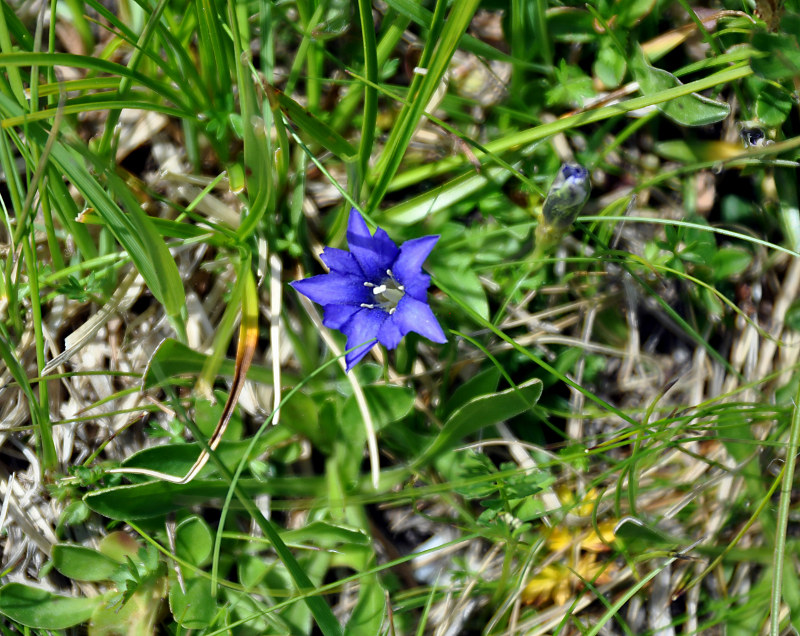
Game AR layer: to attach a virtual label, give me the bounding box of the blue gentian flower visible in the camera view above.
[291,208,447,371]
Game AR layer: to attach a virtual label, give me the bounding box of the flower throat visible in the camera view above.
[362,269,405,315]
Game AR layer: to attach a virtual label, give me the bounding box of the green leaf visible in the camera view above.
[343,385,415,435]
[430,256,489,321]
[547,60,595,108]
[615,0,657,28]
[52,544,121,581]
[755,82,793,127]
[273,88,357,161]
[445,367,500,415]
[0,583,100,629]
[751,31,800,81]
[282,521,370,548]
[594,40,627,88]
[119,431,290,481]
[614,517,687,552]
[281,389,322,447]
[142,338,277,390]
[169,576,216,629]
[175,516,213,568]
[85,476,322,519]
[630,44,730,126]
[416,379,542,466]
[90,577,166,636]
[99,531,142,563]
[344,574,385,636]
[711,247,752,281]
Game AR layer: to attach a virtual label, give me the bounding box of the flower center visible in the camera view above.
[361,269,405,315]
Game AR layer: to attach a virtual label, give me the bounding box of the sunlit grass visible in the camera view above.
[0,1,799,635]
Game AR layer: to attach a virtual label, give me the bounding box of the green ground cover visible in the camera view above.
[1,0,800,633]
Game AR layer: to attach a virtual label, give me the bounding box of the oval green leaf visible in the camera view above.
[52,544,121,581]
[0,582,100,629]
[175,516,213,567]
[631,45,730,126]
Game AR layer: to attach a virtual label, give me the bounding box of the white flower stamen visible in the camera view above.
[361,270,405,314]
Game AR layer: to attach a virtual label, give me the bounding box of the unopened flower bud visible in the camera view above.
[542,163,591,230]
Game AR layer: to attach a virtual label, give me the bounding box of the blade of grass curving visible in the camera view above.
[330,9,409,132]
[82,0,209,113]
[770,379,800,635]
[0,2,32,50]
[272,89,357,162]
[1,99,185,128]
[108,261,257,485]
[21,236,56,472]
[0,102,187,324]
[390,62,752,191]
[581,216,800,260]
[0,52,189,113]
[229,0,272,241]
[0,3,25,105]
[382,0,530,67]
[97,0,169,157]
[366,0,481,212]
[36,76,121,96]
[355,0,378,195]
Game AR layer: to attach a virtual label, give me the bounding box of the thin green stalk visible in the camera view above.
[0,0,26,104]
[366,0,481,212]
[330,10,409,131]
[21,235,57,472]
[769,379,800,635]
[97,0,170,157]
[284,3,325,97]
[391,63,752,190]
[355,0,378,197]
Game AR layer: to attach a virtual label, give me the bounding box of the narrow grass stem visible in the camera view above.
[21,235,57,472]
[769,380,800,635]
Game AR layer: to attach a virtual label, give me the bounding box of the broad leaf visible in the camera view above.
[0,583,100,629]
[416,378,542,466]
[52,544,121,581]
[630,44,730,126]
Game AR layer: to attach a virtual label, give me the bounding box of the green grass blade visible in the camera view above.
[770,379,800,634]
[391,62,752,191]
[0,98,186,322]
[355,0,378,195]
[366,0,481,212]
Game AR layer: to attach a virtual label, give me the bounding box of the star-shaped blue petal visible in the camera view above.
[291,209,447,371]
